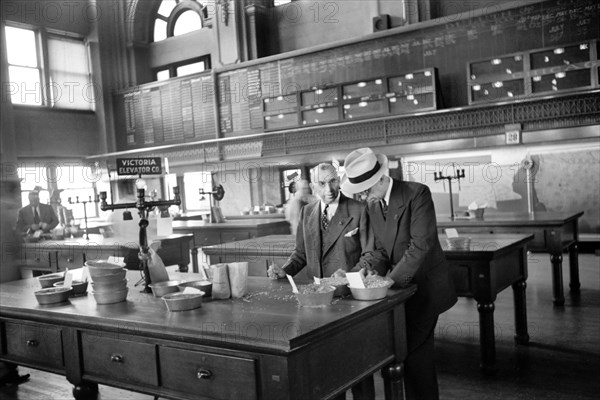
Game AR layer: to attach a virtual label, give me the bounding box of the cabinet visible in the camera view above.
[3,321,64,371]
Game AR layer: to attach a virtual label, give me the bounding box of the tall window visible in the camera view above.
[183,171,212,211]
[4,25,95,110]
[152,0,210,81]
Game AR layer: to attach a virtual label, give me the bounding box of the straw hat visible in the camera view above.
[340,148,388,194]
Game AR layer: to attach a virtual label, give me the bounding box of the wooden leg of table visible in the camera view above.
[382,363,404,400]
[550,253,565,306]
[477,302,497,375]
[191,247,199,273]
[512,280,529,345]
[72,381,98,400]
[568,243,581,292]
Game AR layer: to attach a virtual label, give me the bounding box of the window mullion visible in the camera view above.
[38,28,51,107]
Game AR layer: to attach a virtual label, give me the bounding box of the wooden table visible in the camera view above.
[437,211,583,306]
[19,233,195,274]
[203,233,534,372]
[173,219,290,250]
[0,273,415,400]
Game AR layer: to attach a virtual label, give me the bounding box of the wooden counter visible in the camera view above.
[172,219,290,248]
[0,273,415,400]
[203,233,534,372]
[18,233,195,275]
[437,211,583,305]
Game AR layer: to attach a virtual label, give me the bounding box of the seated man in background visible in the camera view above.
[15,189,59,236]
[269,162,386,400]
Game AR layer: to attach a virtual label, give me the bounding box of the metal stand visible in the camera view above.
[434,167,465,220]
[99,187,181,293]
[199,185,225,223]
[68,196,100,240]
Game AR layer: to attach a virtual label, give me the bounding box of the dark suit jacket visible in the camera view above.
[368,179,457,325]
[283,194,386,278]
[15,204,59,234]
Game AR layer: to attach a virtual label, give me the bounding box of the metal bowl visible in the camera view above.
[91,278,128,292]
[54,280,88,296]
[177,280,212,299]
[348,281,393,301]
[90,269,127,283]
[92,287,128,305]
[296,284,336,307]
[149,280,184,297]
[38,272,65,289]
[162,292,204,312]
[85,260,126,278]
[35,287,72,305]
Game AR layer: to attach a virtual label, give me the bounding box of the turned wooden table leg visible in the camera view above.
[382,362,404,400]
[477,302,497,374]
[72,382,98,400]
[512,280,529,345]
[550,253,565,306]
[568,243,581,292]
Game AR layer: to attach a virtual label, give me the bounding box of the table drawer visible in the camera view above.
[57,250,85,270]
[4,322,64,369]
[159,346,257,400]
[81,333,158,387]
[220,231,251,244]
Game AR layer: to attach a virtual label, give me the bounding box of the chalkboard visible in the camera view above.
[215,0,599,137]
[114,0,599,149]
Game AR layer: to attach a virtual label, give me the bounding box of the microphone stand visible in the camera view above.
[99,187,181,293]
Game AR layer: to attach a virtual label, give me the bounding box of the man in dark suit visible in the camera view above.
[15,190,59,235]
[269,163,385,400]
[340,148,457,400]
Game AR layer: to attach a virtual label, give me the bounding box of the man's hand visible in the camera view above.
[359,267,377,278]
[40,222,49,231]
[331,269,347,278]
[30,224,40,231]
[267,263,286,280]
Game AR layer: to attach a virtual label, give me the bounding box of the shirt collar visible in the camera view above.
[383,177,393,205]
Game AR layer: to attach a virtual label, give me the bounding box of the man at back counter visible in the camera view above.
[269,162,386,400]
[15,190,59,236]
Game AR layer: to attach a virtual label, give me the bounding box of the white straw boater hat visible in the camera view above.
[340,148,388,194]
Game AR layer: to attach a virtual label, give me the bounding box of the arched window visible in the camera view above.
[153,0,208,42]
[152,0,211,81]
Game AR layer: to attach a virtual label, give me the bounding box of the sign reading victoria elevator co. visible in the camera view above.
[116,158,162,175]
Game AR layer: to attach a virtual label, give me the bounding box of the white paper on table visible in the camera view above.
[63,271,73,288]
[80,266,91,282]
[444,228,459,238]
[346,272,365,288]
[286,274,299,293]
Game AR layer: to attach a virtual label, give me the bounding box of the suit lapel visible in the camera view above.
[383,180,407,257]
[322,196,352,256]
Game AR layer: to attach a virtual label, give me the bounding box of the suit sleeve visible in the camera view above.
[45,206,59,231]
[389,185,438,287]
[15,208,28,234]
[351,205,390,274]
[282,205,308,276]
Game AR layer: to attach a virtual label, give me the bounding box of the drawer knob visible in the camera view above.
[196,369,212,380]
[67,257,74,263]
[110,354,124,363]
[26,339,39,347]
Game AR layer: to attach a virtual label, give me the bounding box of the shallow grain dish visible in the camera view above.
[177,280,212,298]
[348,279,394,301]
[149,280,184,297]
[38,272,65,289]
[35,287,72,305]
[296,284,336,307]
[54,280,88,296]
[162,292,204,311]
[320,277,350,297]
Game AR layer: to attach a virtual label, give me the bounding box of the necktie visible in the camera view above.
[33,207,40,224]
[322,204,329,230]
[381,199,388,220]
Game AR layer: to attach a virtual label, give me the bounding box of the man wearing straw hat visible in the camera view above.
[340,148,457,400]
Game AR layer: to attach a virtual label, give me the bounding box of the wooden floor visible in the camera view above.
[1,253,599,399]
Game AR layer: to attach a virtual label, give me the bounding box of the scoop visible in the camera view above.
[286,274,299,294]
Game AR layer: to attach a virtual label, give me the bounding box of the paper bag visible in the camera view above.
[208,263,231,299]
[147,247,170,284]
[227,262,248,298]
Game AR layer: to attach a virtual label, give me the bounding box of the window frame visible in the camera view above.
[4,22,95,111]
